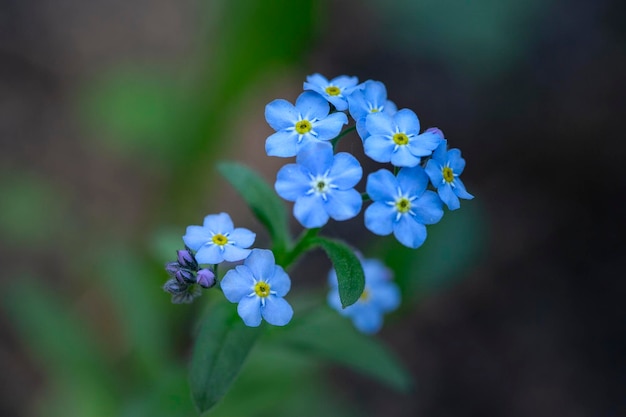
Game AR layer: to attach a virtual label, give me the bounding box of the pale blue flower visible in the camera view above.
[363,109,441,167]
[183,212,255,264]
[275,142,363,228]
[365,166,444,248]
[328,257,400,334]
[303,73,359,111]
[425,139,474,210]
[221,249,293,327]
[265,91,348,157]
[347,80,397,139]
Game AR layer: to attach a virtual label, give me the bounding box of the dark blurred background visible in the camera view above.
[1,0,625,416]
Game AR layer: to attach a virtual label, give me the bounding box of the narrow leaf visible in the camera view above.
[217,162,290,253]
[313,237,364,308]
[189,299,262,413]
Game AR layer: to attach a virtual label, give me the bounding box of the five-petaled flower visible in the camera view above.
[425,139,474,210]
[265,91,348,157]
[363,109,441,167]
[183,212,255,265]
[303,73,359,111]
[365,166,444,248]
[275,142,363,228]
[347,80,397,139]
[221,249,293,327]
[328,257,401,334]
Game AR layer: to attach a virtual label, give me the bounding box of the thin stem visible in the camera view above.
[281,227,320,269]
[331,125,356,150]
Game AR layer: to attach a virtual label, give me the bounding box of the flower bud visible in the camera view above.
[196,268,216,288]
[425,127,444,139]
[163,278,186,294]
[175,268,196,284]
[177,249,198,270]
[165,262,180,276]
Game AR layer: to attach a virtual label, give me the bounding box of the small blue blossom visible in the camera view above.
[347,80,397,139]
[328,257,400,334]
[275,142,363,228]
[363,109,441,167]
[425,139,474,210]
[221,249,293,327]
[365,166,444,248]
[183,212,255,265]
[303,73,359,111]
[265,91,348,157]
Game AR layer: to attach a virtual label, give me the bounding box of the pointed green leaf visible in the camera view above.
[313,237,364,308]
[189,299,262,413]
[217,162,290,253]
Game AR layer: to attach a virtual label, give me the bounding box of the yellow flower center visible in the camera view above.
[443,166,454,183]
[359,289,370,302]
[315,180,327,192]
[254,281,271,298]
[295,120,312,134]
[370,108,380,113]
[212,233,228,246]
[393,133,409,145]
[395,197,411,213]
[325,86,341,96]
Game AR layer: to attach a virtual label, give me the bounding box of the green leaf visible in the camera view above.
[189,299,262,413]
[276,306,413,392]
[313,237,364,308]
[217,162,290,253]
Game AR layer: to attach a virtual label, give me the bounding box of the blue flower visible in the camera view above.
[347,80,397,139]
[365,166,444,248]
[221,249,293,327]
[425,139,474,210]
[362,109,441,167]
[183,212,255,264]
[275,142,363,228]
[328,257,400,334]
[265,91,348,157]
[303,73,359,111]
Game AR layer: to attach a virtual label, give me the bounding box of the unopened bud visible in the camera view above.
[165,262,180,276]
[177,249,198,270]
[425,127,444,139]
[196,268,216,288]
[175,268,196,284]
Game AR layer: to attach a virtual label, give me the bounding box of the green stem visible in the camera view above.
[331,125,356,150]
[361,192,370,202]
[281,227,320,269]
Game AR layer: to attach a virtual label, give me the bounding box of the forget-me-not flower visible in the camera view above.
[363,109,441,167]
[275,142,363,228]
[328,257,400,334]
[365,166,444,248]
[221,249,293,327]
[425,139,474,210]
[303,73,359,111]
[347,80,397,139]
[183,212,255,265]
[265,91,348,157]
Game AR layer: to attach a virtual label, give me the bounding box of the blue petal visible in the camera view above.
[363,80,387,107]
[408,131,441,157]
[355,117,369,139]
[412,190,444,224]
[294,195,329,228]
[327,288,343,312]
[447,148,466,174]
[326,189,362,221]
[347,89,368,121]
[203,212,233,233]
[326,95,349,111]
[394,109,420,135]
[394,215,427,248]
[261,296,293,326]
[453,177,474,200]
[268,265,291,297]
[352,307,383,334]
[182,225,210,251]
[222,246,251,262]
[312,112,348,141]
[384,100,397,115]
[195,245,223,264]
[425,159,444,188]
[265,99,298,131]
[297,142,333,175]
[304,73,329,88]
[390,145,421,167]
[397,166,428,197]
[331,75,359,89]
[438,184,460,210]
[431,138,448,162]
[244,249,275,281]
[329,153,362,189]
[365,112,394,136]
[229,228,256,248]
[366,169,397,202]
[371,282,401,312]
[295,91,329,121]
[362,259,392,284]
[266,130,298,157]
[364,202,395,236]
[275,164,310,201]
[364,135,394,163]
[237,296,262,327]
[221,266,254,302]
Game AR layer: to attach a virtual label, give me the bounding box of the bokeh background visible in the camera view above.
[1,0,625,416]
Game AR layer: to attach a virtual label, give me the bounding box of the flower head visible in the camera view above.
[221,249,293,327]
[365,166,444,248]
[328,257,400,334]
[303,73,359,111]
[363,109,441,167]
[265,91,348,157]
[347,80,397,139]
[182,212,255,265]
[425,139,474,210]
[275,142,363,228]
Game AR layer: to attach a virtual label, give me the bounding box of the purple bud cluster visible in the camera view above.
[163,249,216,304]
